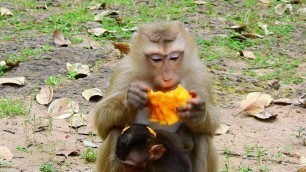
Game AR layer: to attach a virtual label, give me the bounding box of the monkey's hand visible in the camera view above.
[177,90,205,122]
[127,81,150,109]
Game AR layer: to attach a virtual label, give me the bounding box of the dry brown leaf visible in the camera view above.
[69,113,87,128]
[77,36,101,49]
[0,146,13,161]
[48,98,79,118]
[121,27,137,32]
[260,0,272,3]
[56,149,79,157]
[53,29,71,47]
[5,60,20,68]
[88,3,106,10]
[0,7,13,16]
[215,124,230,135]
[36,85,53,105]
[273,98,302,105]
[82,88,103,101]
[77,126,93,135]
[241,33,264,38]
[239,50,255,59]
[241,92,273,108]
[275,3,293,15]
[113,42,130,54]
[254,110,277,119]
[194,0,207,5]
[240,92,273,116]
[0,77,25,85]
[0,61,6,66]
[259,24,274,35]
[36,4,47,9]
[83,140,98,148]
[66,62,90,77]
[88,28,115,36]
[231,35,247,41]
[243,101,266,115]
[229,25,246,32]
[94,10,119,21]
[291,0,302,4]
[273,98,294,105]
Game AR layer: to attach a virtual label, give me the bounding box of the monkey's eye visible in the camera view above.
[149,54,163,62]
[169,52,180,61]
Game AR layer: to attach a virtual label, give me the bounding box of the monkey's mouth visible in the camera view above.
[161,85,179,92]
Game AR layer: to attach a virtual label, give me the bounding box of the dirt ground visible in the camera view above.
[0,1,306,172]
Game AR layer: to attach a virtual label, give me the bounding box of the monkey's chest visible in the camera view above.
[135,108,182,133]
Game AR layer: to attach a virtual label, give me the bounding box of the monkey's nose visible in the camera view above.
[163,77,172,82]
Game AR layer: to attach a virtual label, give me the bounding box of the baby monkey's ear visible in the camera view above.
[148,144,166,161]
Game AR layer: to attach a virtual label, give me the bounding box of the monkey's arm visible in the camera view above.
[180,102,219,136]
[94,61,137,139]
[179,71,220,136]
[94,92,128,139]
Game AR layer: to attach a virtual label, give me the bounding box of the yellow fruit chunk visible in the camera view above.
[148,84,191,125]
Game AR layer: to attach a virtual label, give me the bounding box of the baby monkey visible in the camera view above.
[116,124,192,172]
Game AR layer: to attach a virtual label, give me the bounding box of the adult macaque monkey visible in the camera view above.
[94,21,219,172]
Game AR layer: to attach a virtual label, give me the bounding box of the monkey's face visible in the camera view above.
[145,51,182,92]
[131,21,194,92]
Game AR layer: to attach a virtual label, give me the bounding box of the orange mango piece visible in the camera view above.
[147,84,191,125]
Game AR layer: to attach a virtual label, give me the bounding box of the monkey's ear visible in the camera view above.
[148,144,165,161]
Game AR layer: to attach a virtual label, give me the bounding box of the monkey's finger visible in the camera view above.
[128,93,148,107]
[187,97,205,106]
[189,90,198,98]
[177,104,192,112]
[129,86,149,100]
[131,81,150,92]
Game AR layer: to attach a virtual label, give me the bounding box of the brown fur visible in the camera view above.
[94,21,219,172]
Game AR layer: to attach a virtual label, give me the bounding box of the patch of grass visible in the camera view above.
[261,165,271,172]
[239,166,254,172]
[243,144,268,164]
[0,64,9,77]
[248,55,302,84]
[16,146,32,154]
[273,151,285,160]
[70,37,84,44]
[6,45,54,64]
[41,8,92,34]
[81,147,97,163]
[243,69,257,77]
[197,39,223,61]
[15,0,39,10]
[0,161,13,168]
[92,0,197,41]
[39,162,57,172]
[0,3,93,38]
[0,98,26,118]
[67,71,78,80]
[44,75,65,87]
[254,145,268,164]
[222,146,231,172]
[215,36,255,51]
[269,25,294,37]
